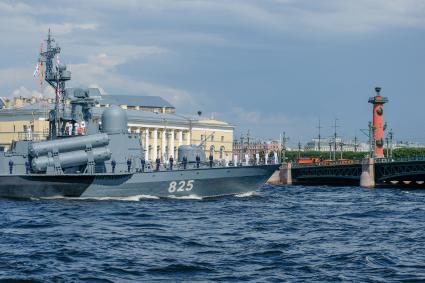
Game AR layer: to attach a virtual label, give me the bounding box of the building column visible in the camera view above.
[178,130,183,147]
[162,130,166,161]
[136,128,141,146]
[170,130,175,159]
[177,130,183,159]
[145,128,150,161]
[153,128,158,161]
[186,131,191,145]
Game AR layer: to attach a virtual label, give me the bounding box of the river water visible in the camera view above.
[1,185,425,282]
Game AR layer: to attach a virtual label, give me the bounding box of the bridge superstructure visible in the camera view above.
[283,157,425,187]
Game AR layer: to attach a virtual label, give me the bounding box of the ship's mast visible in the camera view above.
[39,29,71,139]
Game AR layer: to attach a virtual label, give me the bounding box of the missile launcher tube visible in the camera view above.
[31,147,111,172]
[29,133,109,157]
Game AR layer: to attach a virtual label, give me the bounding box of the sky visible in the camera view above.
[0,0,424,147]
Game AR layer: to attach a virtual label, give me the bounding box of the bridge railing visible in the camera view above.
[292,159,363,168]
[292,156,425,168]
[376,156,425,163]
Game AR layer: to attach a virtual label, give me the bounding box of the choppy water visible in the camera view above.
[1,185,425,282]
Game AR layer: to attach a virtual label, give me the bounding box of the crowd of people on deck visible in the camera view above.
[110,153,218,174]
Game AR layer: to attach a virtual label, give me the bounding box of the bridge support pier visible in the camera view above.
[360,158,375,188]
[280,162,292,185]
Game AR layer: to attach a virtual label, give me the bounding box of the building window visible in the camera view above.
[210,145,215,156]
[211,135,214,142]
[221,136,224,142]
[201,135,204,142]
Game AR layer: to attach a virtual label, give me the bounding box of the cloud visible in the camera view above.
[2,0,424,53]
[9,86,54,99]
[289,0,425,34]
[67,47,198,110]
[0,0,424,141]
[220,106,297,138]
[40,23,98,35]
[0,67,30,86]
[72,0,425,36]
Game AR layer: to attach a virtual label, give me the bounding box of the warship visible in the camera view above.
[0,31,279,199]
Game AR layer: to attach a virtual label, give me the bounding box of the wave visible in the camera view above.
[37,194,160,201]
[33,192,258,201]
[234,191,259,198]
[91,195,160,201]
[167,194,203,200]
[35,194,205,201]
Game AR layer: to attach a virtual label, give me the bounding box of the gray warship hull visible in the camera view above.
[0,165,279,199]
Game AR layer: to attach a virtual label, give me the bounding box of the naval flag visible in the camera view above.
[33,63,39,78]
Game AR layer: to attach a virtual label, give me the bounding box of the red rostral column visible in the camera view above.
[368,87,388,158]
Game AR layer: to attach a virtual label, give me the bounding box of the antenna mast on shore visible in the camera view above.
[331,118,339,161]
[317,118,322,151]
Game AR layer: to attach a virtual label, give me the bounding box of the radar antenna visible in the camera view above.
[38,29,71,139]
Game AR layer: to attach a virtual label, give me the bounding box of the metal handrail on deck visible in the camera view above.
[0,131,49,142]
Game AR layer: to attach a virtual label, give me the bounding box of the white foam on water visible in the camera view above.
[39,194,160,201]
[234,191,259,198]
[82,195,160,201]
[167,194,204,200]
[97,196,140,201]
[38,195,67,200]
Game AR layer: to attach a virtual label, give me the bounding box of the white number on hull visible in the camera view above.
[177,181,185,192]
[168,180,194,193]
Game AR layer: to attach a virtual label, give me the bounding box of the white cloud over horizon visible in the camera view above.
[0,0,424,142]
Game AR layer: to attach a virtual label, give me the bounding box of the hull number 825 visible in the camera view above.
[168,180,194,193]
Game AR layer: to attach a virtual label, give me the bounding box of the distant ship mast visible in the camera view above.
[38,29,71,139]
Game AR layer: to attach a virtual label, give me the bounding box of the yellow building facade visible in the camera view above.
[127,119,233,162]
[0,118,49,149]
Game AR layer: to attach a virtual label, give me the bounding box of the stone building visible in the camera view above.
[97,95,176,113]
[304,138,370,152]
[233,139,282,163]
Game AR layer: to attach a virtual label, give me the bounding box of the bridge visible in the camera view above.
[280,156,425,187]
